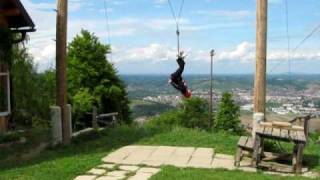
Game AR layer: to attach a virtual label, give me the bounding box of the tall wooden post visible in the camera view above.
[209,50,215,128]
[0,15,9,134]
[56,0,70,144]
[253,0,268,136]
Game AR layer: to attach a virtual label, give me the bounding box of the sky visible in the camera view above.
[21,0,320,74]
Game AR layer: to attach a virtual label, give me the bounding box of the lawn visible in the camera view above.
[0,125,319,180]
[151,166,313,180]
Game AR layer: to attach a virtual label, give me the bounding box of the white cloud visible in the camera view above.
[154,0,167,5]
[112,41,320,67]
[217,42,255,63]
[193,10,254,19]
[112,44,177,63]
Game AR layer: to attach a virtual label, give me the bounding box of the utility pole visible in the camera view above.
[253,0,268,137]
[56,0,70,145]
[209,49,215,128]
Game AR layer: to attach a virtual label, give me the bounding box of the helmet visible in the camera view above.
[184,90,192,98]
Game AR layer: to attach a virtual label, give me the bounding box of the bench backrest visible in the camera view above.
[291,115,311,141]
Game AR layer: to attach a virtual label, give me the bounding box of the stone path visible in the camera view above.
[101,145,253,171]
[74,163,160,180]
[74,145,319,180]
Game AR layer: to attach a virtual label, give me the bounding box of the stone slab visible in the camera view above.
[96,176,122,180]
[214,153,233,160]
[128,172,155,180]
[74,175,97,180]
[188,148,214,168]
[138,167,161,174]
[87,168,107,175]
[121,146,158,165]
[192,148,214,158]
[119,165,140,171]
[166,147,195,167]
[211,157,236,170]
[107,170,128,178]
[143,146,176,166]
[102,146,139,163]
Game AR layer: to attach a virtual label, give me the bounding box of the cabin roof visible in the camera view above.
[0,0,35,32]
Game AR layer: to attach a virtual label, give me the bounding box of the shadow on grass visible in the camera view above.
[0,125,165,171]
[304,154,320,170]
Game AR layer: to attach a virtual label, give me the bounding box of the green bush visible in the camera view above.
[179,97,211,129]
[214,92,242,133]
[147,110,183,127]
[0,132,20,144]
[11,47,54,128]
[148,97,212,130]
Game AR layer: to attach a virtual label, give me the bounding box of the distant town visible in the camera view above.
[142,87,320,116]
[122,75,320,117]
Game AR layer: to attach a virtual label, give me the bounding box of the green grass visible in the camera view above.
[151,166,312,180]
[0,125,319,179]
[138,127,239,154]
[0,128,50,160]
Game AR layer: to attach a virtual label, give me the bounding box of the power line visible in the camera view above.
[292,23,320,53]
[268,23,320,74]
[284,0,291,82]
[103,0,113,61]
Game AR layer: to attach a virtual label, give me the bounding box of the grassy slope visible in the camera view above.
[151,166,312,180]
[0,126,318,180]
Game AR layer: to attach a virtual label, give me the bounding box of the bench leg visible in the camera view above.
[293,143,304,174]
[234,148,242,167]
[251,135,261,167]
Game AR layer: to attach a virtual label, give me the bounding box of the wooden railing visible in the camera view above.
[92,106,118,130]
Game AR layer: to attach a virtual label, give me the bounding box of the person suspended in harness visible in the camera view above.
[169,51,192,98]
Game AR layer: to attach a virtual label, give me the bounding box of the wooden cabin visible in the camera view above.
[0,0,35,134]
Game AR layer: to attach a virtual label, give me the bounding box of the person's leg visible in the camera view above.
[171,58,185,80]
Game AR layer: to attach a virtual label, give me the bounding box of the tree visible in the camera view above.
[68,30,131,124]
[215,92,241,132]
[11,46,55,127]
[148,97,212,130]
[180,97,211,129]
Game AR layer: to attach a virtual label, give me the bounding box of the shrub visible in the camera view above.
[214,92,241,133]
[0,132,20,144]
[147,110,183,127]
[148,97,212,130]
[179,97,211,129]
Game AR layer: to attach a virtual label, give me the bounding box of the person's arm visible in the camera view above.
[170,82,180,90]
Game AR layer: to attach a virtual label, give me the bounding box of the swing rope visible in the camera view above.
[167,0,185,55]
[103,0,113,61]
[269,0,320,74]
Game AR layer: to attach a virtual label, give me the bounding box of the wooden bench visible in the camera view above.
[252,115,311,173]
[234,136,254,166]
[235,115,311,173]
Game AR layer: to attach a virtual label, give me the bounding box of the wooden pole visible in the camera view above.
[209,50,215,128]
[253,0,268,136]
[56,0,70,145]
[0,16,9,134]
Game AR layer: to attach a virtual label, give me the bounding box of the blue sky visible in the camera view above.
[22,0,320,74]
